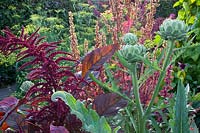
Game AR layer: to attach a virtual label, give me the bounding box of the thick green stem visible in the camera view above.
[131,63,145,133]
[144,40,174,118]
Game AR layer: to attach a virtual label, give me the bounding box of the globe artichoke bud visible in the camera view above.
[158,19,187,41]
[119,44,146,63]
[122,33,138,45]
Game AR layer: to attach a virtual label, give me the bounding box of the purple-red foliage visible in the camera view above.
[159,65,173,98]
[152,17,165,35]
[0,28,86,132]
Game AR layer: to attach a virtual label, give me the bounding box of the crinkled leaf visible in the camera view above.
[93,93,127,116]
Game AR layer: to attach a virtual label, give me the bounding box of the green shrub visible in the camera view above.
[0,53,16,87]
[155,0,179,18]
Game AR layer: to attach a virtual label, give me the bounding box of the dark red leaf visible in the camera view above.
[46,47,57,54]
[56,70,76,79]
[93,93,127,116]
[50,125,69,133]
[29,34,39,46]
[0,97,25,130]
[0,97,18,112]
[82,44,118,78]
[5,111,26,131]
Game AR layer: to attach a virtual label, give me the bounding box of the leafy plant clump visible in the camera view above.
[0,28,90,132]
[72,17,199,132]
[52,91,120,133]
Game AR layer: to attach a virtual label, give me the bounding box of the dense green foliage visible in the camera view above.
[0,0,97,50]
[0,0,73,32]
[156,0,179,18]
[0,0,98,87]
[72,0,97,47]
[174,0,200,91]
[0,53,16,87]
[173,0,200,129]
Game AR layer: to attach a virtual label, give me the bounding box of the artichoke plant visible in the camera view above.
[158,19,187,41]
[122,33,138,45]
[119,44,146,63]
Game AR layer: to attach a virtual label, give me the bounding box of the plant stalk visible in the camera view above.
[144,40,174,118]
[131,63,145,133]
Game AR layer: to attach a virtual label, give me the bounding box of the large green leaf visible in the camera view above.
[51,91,118,133]
[173,80,189,133]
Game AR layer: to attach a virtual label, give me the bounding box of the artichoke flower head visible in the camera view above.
[158,19,188,41]
[119,33,146,63]
[122,33,138,45]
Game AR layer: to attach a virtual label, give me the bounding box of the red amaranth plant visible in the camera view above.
[0,28,88,132]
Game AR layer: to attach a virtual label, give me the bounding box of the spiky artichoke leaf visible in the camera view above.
[173,80,190,133]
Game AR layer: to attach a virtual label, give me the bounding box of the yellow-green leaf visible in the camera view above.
[190,0,196,4]
[178,10,186,20]
[173,1,180,7]
[196,1,200,5]
[188,16,196,24]
[183,2,189,12]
